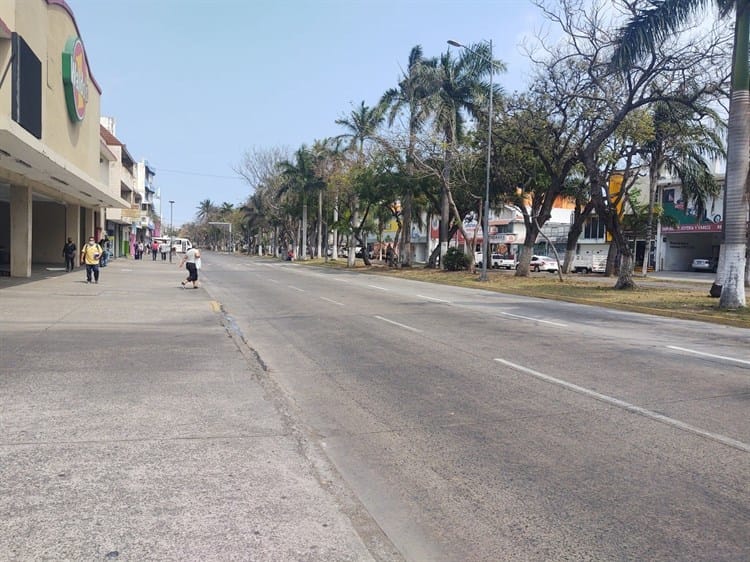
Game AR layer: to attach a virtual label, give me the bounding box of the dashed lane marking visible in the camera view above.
[494,357,750,454]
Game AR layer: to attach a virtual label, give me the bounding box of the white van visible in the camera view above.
[171,237,192,253]
[153,236,192,253]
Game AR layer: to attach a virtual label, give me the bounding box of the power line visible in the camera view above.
[157,167,244,180]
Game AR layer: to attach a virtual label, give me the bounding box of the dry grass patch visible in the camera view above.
[301,258,750,328]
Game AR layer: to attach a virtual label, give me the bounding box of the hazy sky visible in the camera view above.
[72,0,545,226]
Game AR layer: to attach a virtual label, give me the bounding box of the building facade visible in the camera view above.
[0,0,127,277]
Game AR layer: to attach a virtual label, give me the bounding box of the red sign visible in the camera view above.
[661,223,722,233]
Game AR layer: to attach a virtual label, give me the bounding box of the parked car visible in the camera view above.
[529,255,559,273]
[691,257,717,272]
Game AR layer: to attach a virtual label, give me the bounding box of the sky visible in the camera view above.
[71,0,546,227]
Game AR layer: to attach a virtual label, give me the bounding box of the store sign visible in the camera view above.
[62,37,88,122]
[661,223,722,233]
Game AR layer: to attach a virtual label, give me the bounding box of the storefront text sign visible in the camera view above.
[62,37,88,122]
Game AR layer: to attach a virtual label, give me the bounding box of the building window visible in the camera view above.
[11,34,42,139]
[584,216,606,239]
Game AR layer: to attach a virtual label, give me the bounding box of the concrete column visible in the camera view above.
[10,184,32,278]
[65,203,80,251]
[83,207,95,239]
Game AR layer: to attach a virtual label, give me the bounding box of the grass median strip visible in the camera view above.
[301,258,750,329]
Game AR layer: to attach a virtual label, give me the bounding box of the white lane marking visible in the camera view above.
[494,358,750,454]
[374,315,423,333]
[320,296,345,306]
[288,285,305,292]
[418,294,450,303]
[498,311,567,327]
[332,277,351,283]
[668,345,750,367]
[367,284,388,291]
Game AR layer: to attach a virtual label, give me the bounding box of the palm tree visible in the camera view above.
[430,44,503,264]
[219,202,234,218]
[278,146,325,261]
[196,199,217,224]
[381,45,437,267]
[335,101,385,266]
[613,1,748,307]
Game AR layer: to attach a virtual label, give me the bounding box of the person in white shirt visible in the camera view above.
[178,247,201,288]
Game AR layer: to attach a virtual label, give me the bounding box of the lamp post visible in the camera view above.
[208,221,233,253]
[448,38,494,281]
[168,200,175,263]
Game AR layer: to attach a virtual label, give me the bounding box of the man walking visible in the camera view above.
[80,236,103,284]
[62,237,77,272]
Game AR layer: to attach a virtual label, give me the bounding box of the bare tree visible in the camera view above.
[531,0,728,289]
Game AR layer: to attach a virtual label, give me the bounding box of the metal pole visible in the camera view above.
[169,200,174,263]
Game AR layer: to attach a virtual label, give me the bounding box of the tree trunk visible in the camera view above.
[400,190,413,267]
[641,160,659,276]
[316,190,323,258]
[301,195,308,261]
[717,6,750,308]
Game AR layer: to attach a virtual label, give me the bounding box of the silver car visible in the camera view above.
[691,258,717,272]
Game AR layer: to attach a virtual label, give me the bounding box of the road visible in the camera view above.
[202,253,750,561]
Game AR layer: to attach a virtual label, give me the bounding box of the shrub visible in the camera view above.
[443,247,470,271]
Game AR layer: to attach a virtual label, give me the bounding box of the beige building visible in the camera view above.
[0,0,127,277]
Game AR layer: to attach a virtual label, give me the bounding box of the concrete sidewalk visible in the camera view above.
[0,257,390,561]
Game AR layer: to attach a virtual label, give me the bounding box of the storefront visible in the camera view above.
[656,181,723,271]
[0,0,126,277]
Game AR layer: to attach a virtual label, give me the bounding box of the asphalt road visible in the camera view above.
[203,253,750,562]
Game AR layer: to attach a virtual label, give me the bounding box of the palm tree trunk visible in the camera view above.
[440,146,452,268]
[641,160,659,276]
[301,194,308,261]
[317,190,323,259]
[332,190,339,259]
[717,5,750,308]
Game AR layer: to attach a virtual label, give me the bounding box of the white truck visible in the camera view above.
[475,252,516,269]
[572,253,606,273]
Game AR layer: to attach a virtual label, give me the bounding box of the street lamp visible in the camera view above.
[208,221,233,253]
[168,200,175,263]
[448,38,494,281]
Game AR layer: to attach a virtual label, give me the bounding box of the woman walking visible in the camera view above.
[178,247,201,289]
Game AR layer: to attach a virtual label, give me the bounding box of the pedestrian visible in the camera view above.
[80,236,103,284]
[159,241,168,261]
[386,243,395,267]
[178,246,201,289]
[99,236,110,267]
[151,240,159,261]
[137,241,145,260]
[62,237,77,272]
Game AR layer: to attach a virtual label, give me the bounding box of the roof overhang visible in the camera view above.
[0,16,11,40]
[0,120,129,208]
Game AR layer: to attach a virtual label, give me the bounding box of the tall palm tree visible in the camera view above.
[335,101,385,266]
[430,44,503,262]
[278,146,325,261]
[196,199,217,224]
[613,1,748,307]
[381,45,437,267]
